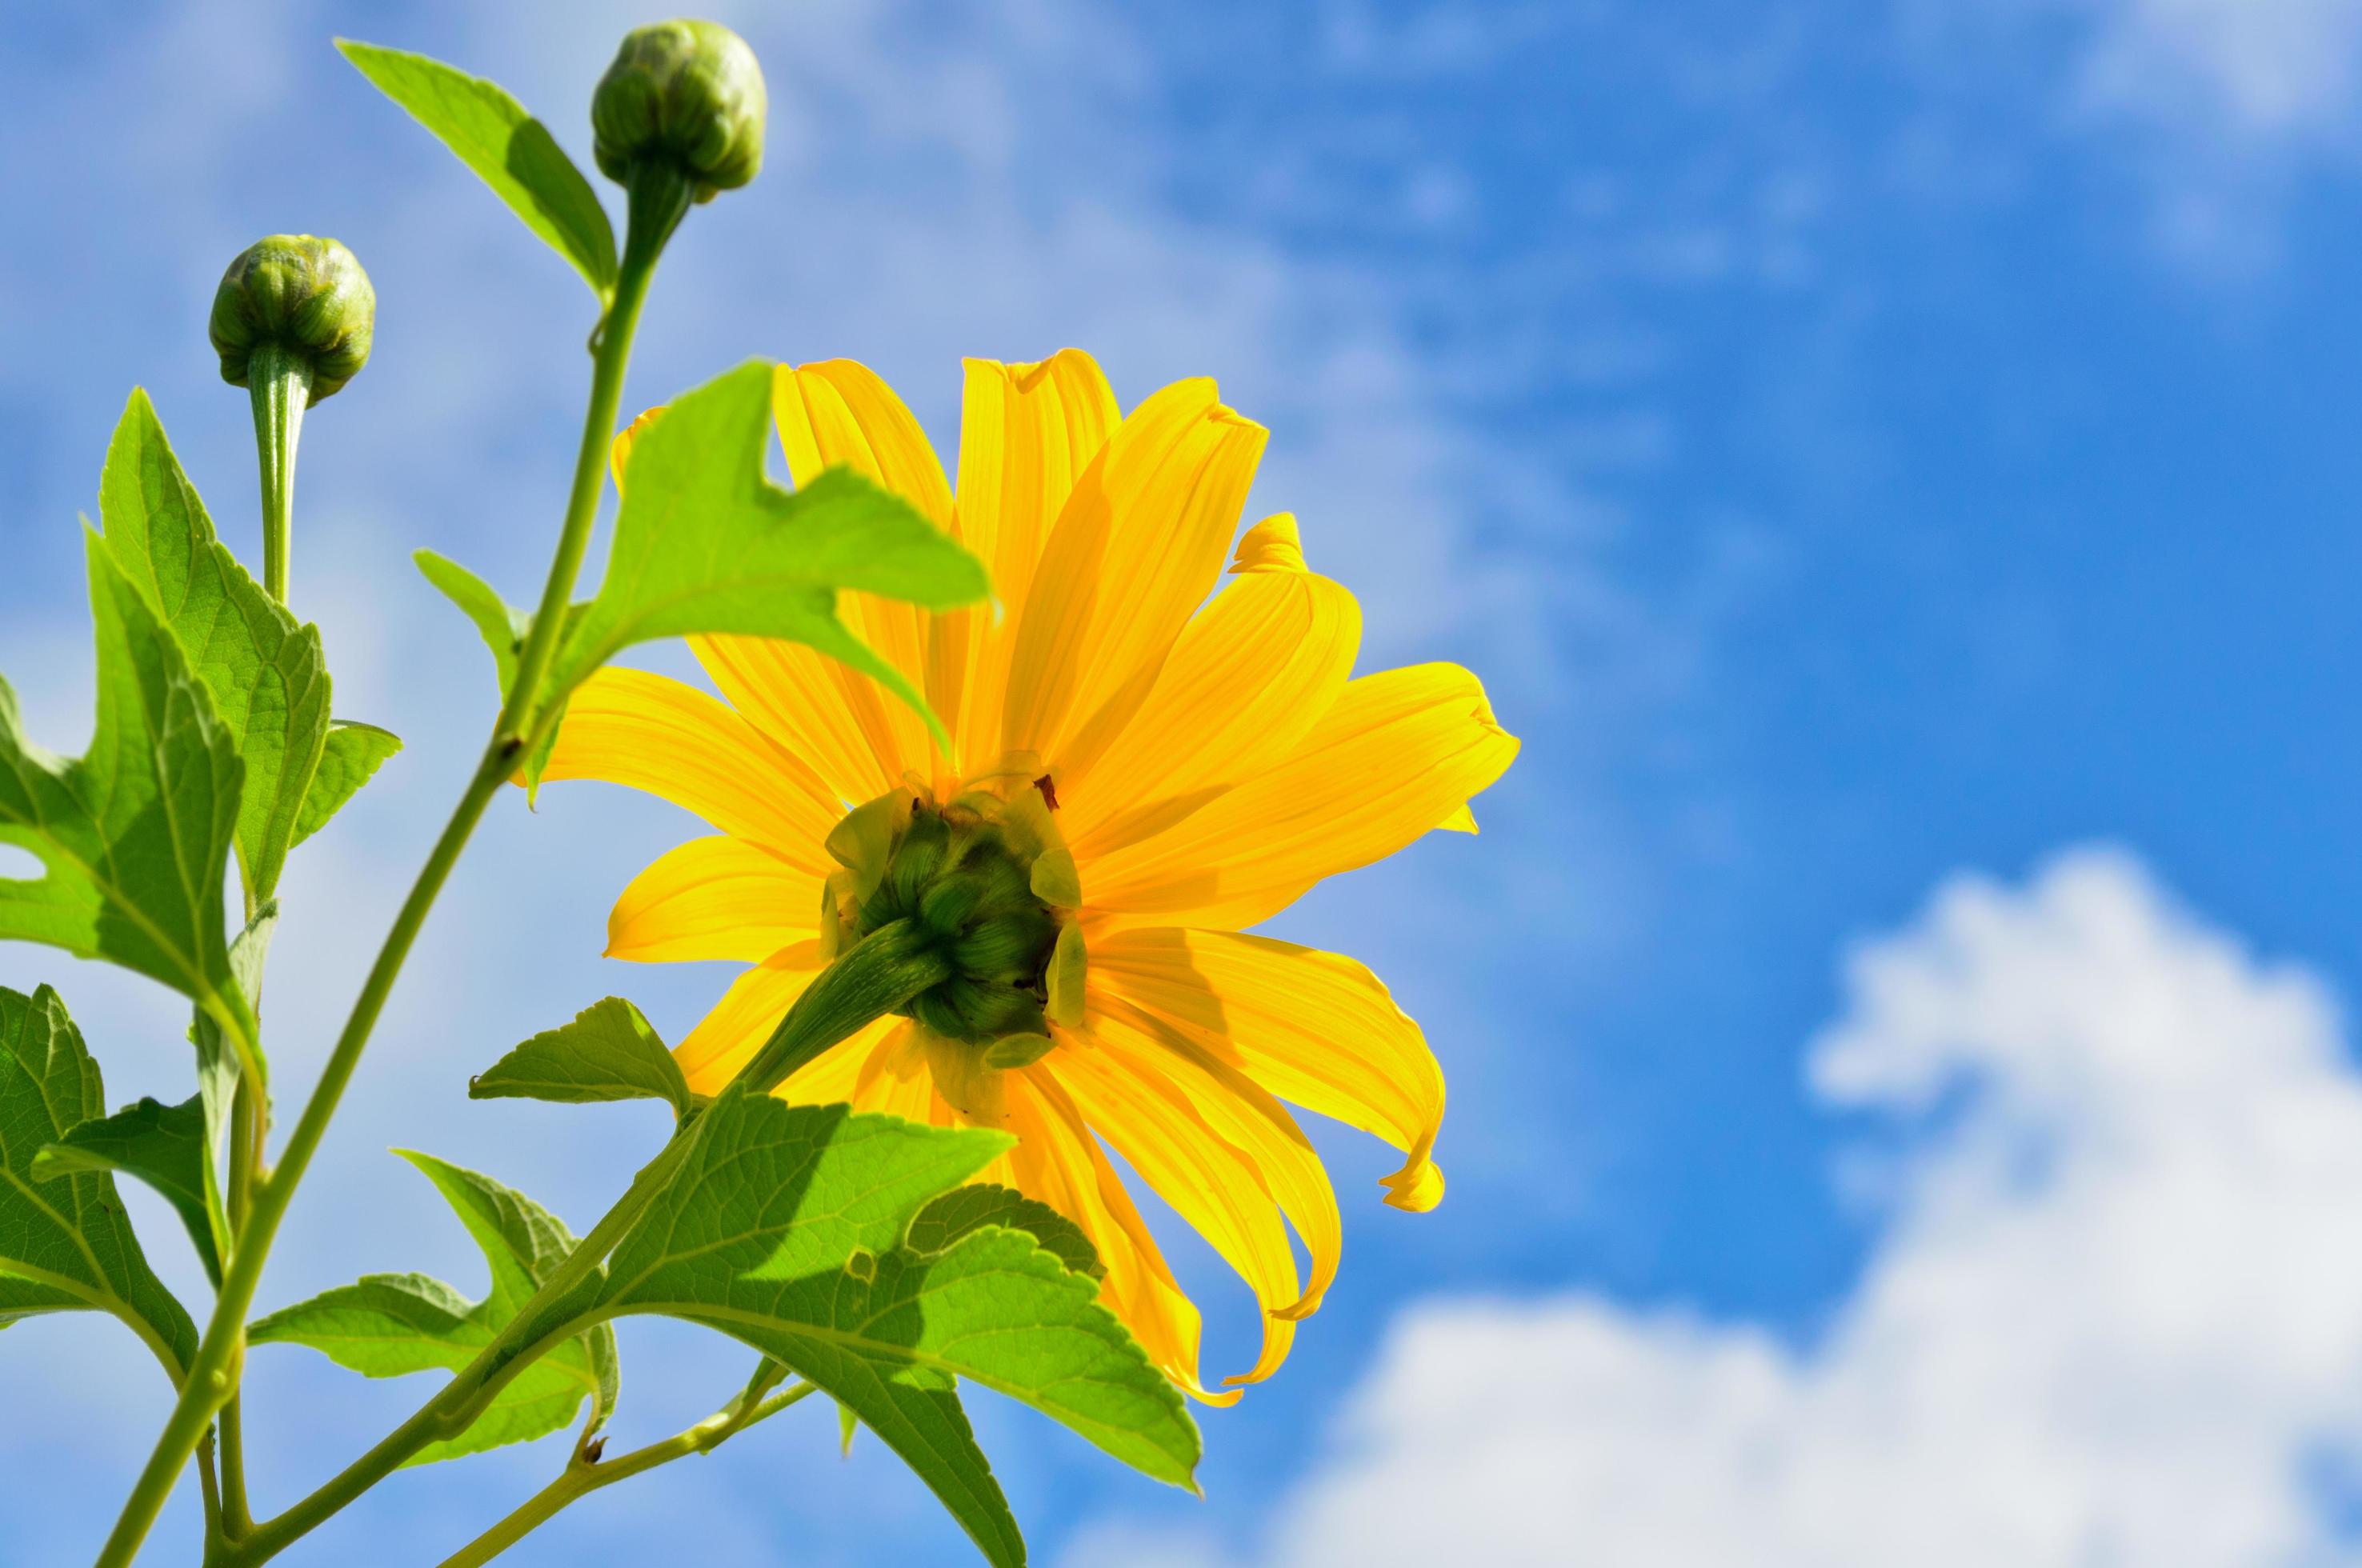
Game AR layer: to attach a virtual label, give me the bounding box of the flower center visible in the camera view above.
[823,786,1069,1047]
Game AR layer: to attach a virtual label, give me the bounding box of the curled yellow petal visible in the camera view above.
[1047,1030,1302,1386]
[1005,1068,1234,1406]
[1089,927,1447,1210]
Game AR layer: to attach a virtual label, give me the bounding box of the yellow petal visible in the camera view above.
[539,668,843,862]
[1435,802,1479,834]
[1063,515,1361,858]
[950,351,1119,762]
[673,942,826,1093]
[759,360,956,784]
[1089,927,1447,1211]
[607,836,820,964]
[1047,1030,1301,1387]
[999,379,1267,775]
[1087,995,1343,1323]
[1083,662,1519,929]
[1005,1069,1232,1405]
[778,1016,911,1112]
[691,634,892,810]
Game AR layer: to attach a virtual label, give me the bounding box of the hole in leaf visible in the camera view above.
[0,844,42,882]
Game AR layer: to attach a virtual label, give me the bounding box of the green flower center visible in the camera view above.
[828,792,1067,1046]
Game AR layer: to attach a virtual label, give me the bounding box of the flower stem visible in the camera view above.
[245,342,310,604]
[435,1381,817,1568]
[94,235,670,1568]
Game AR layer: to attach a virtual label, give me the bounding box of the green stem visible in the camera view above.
[497,162,687,747]
[435,1382,816,1568]
[96,221,676,1568]
[220,922,946,1565]
[245,343,310,604]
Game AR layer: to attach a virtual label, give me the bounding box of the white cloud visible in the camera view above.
[2067,0,2362,142]
[1083,849,2362,1566]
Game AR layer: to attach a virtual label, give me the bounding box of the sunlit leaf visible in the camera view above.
[585,1090,1198,1565]
[470,998,692,1122]
[249,1150,619,1462]
[906,1183,1104,1281]
[546,362,988,749]
[338,40,616,297]
[294,721,402,847]
[0,536,256,1078]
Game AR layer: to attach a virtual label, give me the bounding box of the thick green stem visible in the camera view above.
[245,343,310,604]
[95,228,674,1568]
[219,922,947,1566]
[436,1382,816,1568]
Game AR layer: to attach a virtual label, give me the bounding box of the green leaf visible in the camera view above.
[338,40,616,297]
[250,1150,619,1462]
[0,534,258,1078]
[0,1274,85,1330]
[98,390,332,905]
[294,721,402,847]
[590,1090,1198,1566]
[0,985,198,1381]
[906,1184,1104,1281]
[470,998,692,1122]
[190,900,274,1254]
[34,1094,220,1286]
[412,551,576,794]
[546,362,989,749]
[414,550,528,694]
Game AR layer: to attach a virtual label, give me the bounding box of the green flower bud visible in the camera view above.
[830,789,1071,1048]
[208,235,374,404]
[591,20,767,202]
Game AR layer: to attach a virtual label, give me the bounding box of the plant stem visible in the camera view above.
[94,231,670,1568]
[245,343,310,604]
[497,163,683,748]
[436,1382,816,1568]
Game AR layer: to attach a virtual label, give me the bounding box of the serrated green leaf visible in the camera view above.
[546,362,988,750]
[590,1090,1199,1566]
[34,1094,220,1286]
[0,535,258,1078]
[250,1150,619,1462]
[838,1397,858,1457]
[0,985,197,1381]
[338,40,616,297]
[469,998,691,1121]
[907,1184,1104,1281]
[294,721,402,847]
[98,390,332,905]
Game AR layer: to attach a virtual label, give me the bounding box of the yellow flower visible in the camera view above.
[548,352,1518,1401]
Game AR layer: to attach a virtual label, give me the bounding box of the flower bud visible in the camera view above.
[591,20,767,202]
[208,235,374,404]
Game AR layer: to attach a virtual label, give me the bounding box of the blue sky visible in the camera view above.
[8,2,2362,1564]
